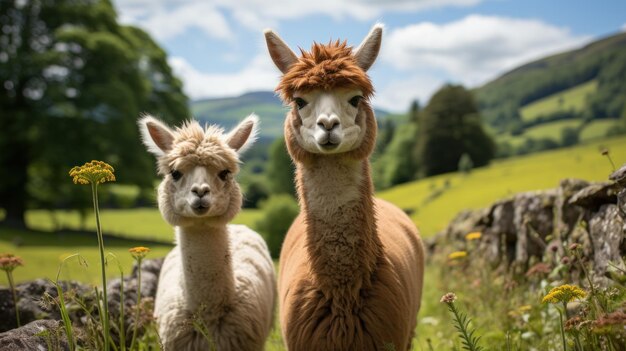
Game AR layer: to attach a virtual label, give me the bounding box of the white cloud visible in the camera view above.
[622,22,626,31]
[121,2,232,41]
[383,15,592,87]
[373,15,592,111]
[115,0,483,38]
[372,73,445,111]
[168,53,280,100]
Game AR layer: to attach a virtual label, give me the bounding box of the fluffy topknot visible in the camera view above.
[276,40,374,102]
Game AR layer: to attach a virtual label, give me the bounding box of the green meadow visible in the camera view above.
[519,80,597,122]
[3,135,625,285]
[378,135,626,237]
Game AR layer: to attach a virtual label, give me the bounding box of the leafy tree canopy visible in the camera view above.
[0,0,189,226]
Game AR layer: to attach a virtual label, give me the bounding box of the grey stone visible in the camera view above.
[569,182,617,210]
[0,279,93,332]
[555,179,589,240]
[513,190,556,265]
[588,204,625,277]
[609,163,626,185]
[0,320,69,351]
[484,198,516,265]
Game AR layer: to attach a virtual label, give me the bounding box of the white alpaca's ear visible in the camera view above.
[225,114,259,154]
[138,114,175,156]
[354,23,383,71]
[264,29,298,74]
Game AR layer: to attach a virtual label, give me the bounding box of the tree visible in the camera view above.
[458,153,473,174]
[265,137,295,197]
[255,195,299,258]
[561,127,580,147]
[415,84,495,177]
[375,118,395,155]
[0,0,188,227]
[408,99,421,124]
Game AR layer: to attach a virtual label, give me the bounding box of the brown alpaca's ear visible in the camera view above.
[138,114,175,156]
[264,29,298,74]
[354,23,383,71]
[225,114,259,154]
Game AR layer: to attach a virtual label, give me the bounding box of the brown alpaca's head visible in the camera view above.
[264,24,382,162]
[139,115,258,228]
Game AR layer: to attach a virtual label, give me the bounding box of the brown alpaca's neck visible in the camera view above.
[177,224,235,313]
[297,156,382,292]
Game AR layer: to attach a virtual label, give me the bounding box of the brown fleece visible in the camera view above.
[277,41,425,350]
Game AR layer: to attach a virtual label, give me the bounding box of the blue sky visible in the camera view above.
[114,0,626,112]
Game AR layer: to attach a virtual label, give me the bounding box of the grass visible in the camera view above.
[378,135,626,237]
[496,119,583,147]
[580,119,621,142]
[26,208,263,242]
[0,228,171,283]
[520,80,597,122]
[1,209,261,283]
[2,134,626,349]
[523,119,582,141]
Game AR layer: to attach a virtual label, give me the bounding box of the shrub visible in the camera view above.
[255,195,299,258]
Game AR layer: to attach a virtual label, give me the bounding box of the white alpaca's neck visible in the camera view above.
[298,156,380,290]
[176,224,234,313]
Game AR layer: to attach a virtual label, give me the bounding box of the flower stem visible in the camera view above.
[447,302,481,351]
[92,183,110,351]
[129,257,142,350]
[6,270,20,327]
[557,306,567,351]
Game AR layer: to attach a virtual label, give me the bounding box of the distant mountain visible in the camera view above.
[474,31,626,131]
[191,91,390,138]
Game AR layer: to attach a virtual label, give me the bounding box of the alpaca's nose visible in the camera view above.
[191,184,210,198]
[316,115,340,131]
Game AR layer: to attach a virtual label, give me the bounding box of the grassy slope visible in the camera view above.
[6,136,626,281]
[378,135,626,237]
[475,32,626,128]
[519,80,597,122]
[0,210,262,282]
[191,92,289,139]
[523,119,582,140]
[3,137,626,350]
[25,209,263,242]
[580,119,620,141]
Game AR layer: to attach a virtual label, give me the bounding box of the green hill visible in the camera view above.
[191,91,390,138]
[191,91,289,138]
[474,31,626,131]
[378,135,626,237]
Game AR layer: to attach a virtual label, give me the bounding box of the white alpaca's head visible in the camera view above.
[265,24,382,157]
[139,114,258,227]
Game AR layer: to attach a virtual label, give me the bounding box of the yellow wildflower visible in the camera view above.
[0,253,24,272]
[448,251,467,260]
[69,160,116,185]
[508,305,532,318]
[465,232,482,241]
[129,246,151,260]
[542,284,587,304]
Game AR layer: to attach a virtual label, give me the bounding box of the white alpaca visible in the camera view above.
[138,114,276,351]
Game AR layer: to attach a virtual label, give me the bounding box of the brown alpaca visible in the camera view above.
[264,24,425,351]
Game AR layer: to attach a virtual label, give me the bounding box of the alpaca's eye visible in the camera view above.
[348,95,363,108]
[170,170,182,181]
[218,169,231,181]
[294,97,308,110]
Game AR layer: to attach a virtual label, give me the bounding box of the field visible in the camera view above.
[580,118,621,141]
[379,135,626,237]
[3,135,625,282]
[2,135,626,350]
[519,80,597,122]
